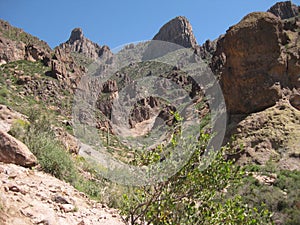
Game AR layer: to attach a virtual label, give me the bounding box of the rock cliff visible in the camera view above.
[211,12,300,114]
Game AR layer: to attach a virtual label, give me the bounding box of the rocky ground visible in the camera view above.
[227,99,300,170]
[0,1,300,224]
[0,163,125,225]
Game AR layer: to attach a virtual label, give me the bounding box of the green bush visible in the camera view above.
[0,86,9,104]
[10,111,78,184]
[28,132,78,183]
[234,167,300,225]
[74,178,102,199]
[119,138,272,224]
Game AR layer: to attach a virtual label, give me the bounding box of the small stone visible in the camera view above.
[20,208,33,218]
[8,174,17,179]
[36,219,50,225]
[52,195,69,204]
[77,220,85,225]
[8,185,20,192]
[60,204,75,213]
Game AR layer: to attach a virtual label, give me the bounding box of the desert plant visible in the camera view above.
[10,110,78,184]
[119,137,272,225]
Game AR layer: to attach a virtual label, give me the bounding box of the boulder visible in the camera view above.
[25,44,51,66]
[0,130,37,167]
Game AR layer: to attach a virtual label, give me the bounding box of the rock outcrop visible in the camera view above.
[62,28,113,62]
[0,35,25,64]
[153,16,197,48]
[194,38,219,60]
[50,45,86,91]
[0,20,52,65]
[268,1,299,19]
[0,130,37,167]
[53,127,80,155]
[51,28,113,91]
[211,12,300,114]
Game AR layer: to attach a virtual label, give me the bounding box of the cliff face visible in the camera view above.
[209,4,300,171]
[211,12,300,114]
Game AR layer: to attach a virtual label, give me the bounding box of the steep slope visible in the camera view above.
[0,20,51,65]
[0,163,124,225]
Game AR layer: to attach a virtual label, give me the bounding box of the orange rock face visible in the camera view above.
[212,12,300,114]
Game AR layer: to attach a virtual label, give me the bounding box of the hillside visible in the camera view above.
[0,1,300,224]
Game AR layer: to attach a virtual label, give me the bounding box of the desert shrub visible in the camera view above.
[28,131,78,183]
[8,118,29,140]
[0,85,9,104]
[75,178,102,199]
[0,86,8,98]
[119,136,272,224]
[10,110,78,184]
[234,167,300,225]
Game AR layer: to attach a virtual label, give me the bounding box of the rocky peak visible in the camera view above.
[153,16,197,48]
[67,28,84,44]
[268,1,299,19]
[62,28,112,61]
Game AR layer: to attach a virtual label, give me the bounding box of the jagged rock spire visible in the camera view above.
[67,28,84,44]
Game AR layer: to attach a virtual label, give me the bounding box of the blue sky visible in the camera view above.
[1,0,299,49]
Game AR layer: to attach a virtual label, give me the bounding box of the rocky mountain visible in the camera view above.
[60,27,113,62]
[0,20,52,65]
[0,1,300,224]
